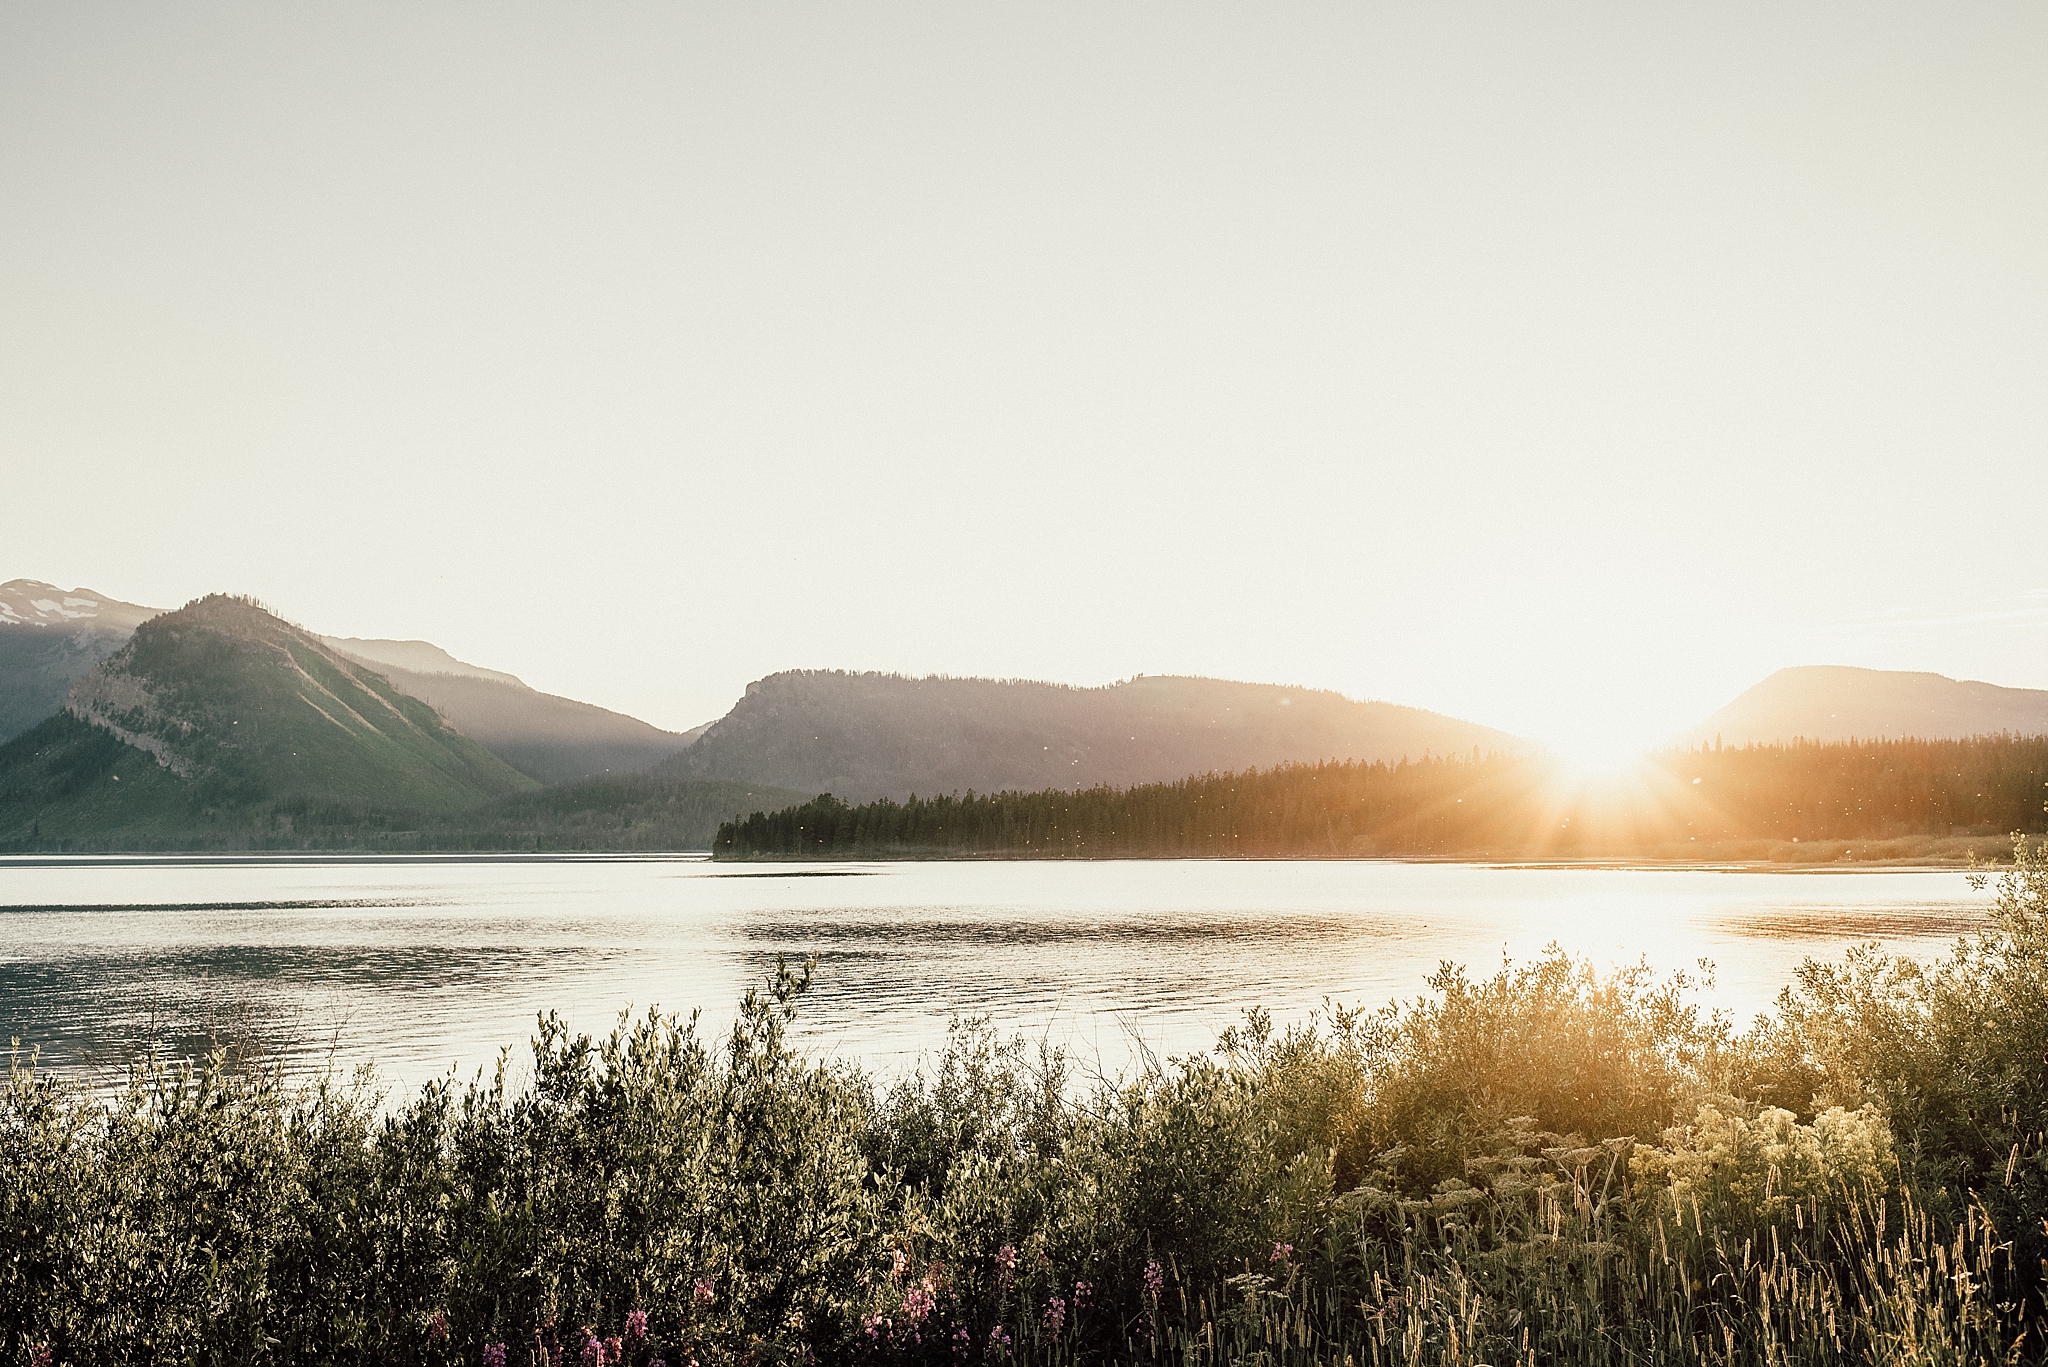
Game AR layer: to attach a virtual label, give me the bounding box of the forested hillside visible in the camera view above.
[716,733,2048,860]
[0,595,535,844]
[678,669,1522,800]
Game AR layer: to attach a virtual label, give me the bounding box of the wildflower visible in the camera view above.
[1270,1242,1294,1263]
[579,1330,605,1365]
[952,1324,971,1361]
[1144,1260,1164,1300]
[29,1347,53,1367]
[1042,1296,1066,1335]
[891,1248,909,1279]
[863,1312,889,1342]
[987,1324,1013,1359]
[483,1346,509,1367]
[605,1338,623,1364]
[1072,1279,1091,1310]
[994,1243,1018,1286]
[693,1275,716,1306]
[626,1310,649,1343]
[902,1281,937,1324]
[428,1310,451,1344]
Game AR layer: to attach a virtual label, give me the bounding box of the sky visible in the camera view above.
[2,3,2042,757]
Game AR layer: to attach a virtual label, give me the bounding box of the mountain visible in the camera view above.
[671,670,1525,801]
[0,573,694,782]
[1682,665,2048,747]
[0,580,163,744]
[323,637,696,784]
[0,595,535,843]
[322,637,526,687]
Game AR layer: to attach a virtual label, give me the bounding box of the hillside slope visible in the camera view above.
[672,670,1524,801]
[0,580,163,743]
[1683,665,2048,746]
[325,637,692,783]
[0,595,534,843]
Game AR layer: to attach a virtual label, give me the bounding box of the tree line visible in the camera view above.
[714,733,2048,859]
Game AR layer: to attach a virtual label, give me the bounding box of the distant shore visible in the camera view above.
[708,833,2014,869]
[2,833,2014,868]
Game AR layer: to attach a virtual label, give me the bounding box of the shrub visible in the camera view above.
[1631,1101,1895,1228]
[5,889,2047,1364]
[1341,947,1729,1194]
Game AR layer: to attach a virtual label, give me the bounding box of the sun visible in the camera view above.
[1545,729,1655,784]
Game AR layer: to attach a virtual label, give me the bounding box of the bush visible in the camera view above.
[1341,948,1729,1194]
[1631,1101,1895,1228]
[5,873,2047,1364]
[1755,833,2048,1295]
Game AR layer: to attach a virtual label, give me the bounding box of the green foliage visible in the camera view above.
[1631,1101,1895,1228]
[1750,832,2048,1295]
[7,896,2048,1364]
[715,736,2048,860]
[1345,950,1728,1194]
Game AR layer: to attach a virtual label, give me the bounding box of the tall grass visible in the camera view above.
[6,841,2046,1365]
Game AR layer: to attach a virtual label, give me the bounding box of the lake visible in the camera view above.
[0,855,1990,1099]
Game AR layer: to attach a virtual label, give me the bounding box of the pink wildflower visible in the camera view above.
[1042,1296,1066,1335]
[1144,1260,1164,1300]
[483,1345,509,1367]
[626,1310,648,1342]
[1270,1242,1294,1263]
[693,1275,716,1306]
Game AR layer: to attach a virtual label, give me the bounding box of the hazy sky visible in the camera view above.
[3,4,2042,754]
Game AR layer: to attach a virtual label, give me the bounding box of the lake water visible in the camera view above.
[0,855,1990,1099]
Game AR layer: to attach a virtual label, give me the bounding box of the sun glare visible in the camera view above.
[1548,733,1655,784]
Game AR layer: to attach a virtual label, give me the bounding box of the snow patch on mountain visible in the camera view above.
[0,580,161,631]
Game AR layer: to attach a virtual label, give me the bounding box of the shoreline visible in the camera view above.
[0,838,2014,872]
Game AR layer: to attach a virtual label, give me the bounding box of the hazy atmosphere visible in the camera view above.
[11,8,2048,1364]
[4,3,2041,752]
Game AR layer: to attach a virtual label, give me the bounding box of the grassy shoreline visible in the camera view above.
[6,838,2046,1364]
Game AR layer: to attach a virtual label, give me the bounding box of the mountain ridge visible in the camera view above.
[0,578,694,783]
[323,636,527,687]
[324,638,693,784]
[0,594,535,843]
[671,668,1526,801]
[1679,665,2048,747]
